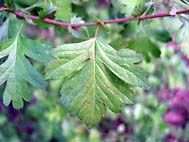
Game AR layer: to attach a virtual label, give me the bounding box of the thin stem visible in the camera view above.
[0,4,189,27]
[95,26,99,37]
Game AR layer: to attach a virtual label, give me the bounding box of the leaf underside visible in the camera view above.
[45,38,149,126]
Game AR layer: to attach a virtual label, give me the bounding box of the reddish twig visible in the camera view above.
[0,4,189,27]
[95,26,100,37]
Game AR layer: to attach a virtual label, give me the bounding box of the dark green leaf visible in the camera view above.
[14,0,38,8]
[5,0,16,9]
[151,30,172,43]
[38,2,57,19]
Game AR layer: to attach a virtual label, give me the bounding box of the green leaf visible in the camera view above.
[32,1,57,27]
[127,37,161,62]
[38,2,57,19]
[32,19,55,27]
[0,19,8,40]
[175,0,189,9]
[111,0,145,16]
[131,1,146,17]
[110,37,161,62]
[68,16,88,39]
[0,36,51,109]
[5,0,16,8]
[52,0,72,22]
[45,38,149,126]
[8,15,23,38]
[14,0,38,8]
[150,29,172,43]
[20,37,53,63]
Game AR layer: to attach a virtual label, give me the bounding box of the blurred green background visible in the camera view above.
[1,0,189,142]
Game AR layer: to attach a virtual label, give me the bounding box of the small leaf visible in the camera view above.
[38,2,57,19]
[68,16,88,39]
[45,38,149,126]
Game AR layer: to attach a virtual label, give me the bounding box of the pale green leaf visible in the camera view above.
[45,38,149,126]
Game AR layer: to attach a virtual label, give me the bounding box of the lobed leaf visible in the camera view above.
[0,35,52,109]
[45,38,149,126]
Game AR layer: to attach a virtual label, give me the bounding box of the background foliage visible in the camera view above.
[0,0,189,141]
